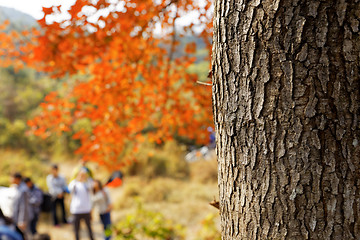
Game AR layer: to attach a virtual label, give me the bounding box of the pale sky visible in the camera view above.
[0,0,206,34]
[0,0,75,19]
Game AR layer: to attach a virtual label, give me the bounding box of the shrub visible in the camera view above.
[114,199,185,240]
[142,178,178,202]
[116,177,181,209]
[0,150,48,189]
[195,213,221,240]
[123,140,189,180]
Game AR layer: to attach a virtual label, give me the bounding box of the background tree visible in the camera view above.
[212,0,359,239]
[0,14,80,158]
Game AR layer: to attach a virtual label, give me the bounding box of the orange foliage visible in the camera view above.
[0,0,213,168]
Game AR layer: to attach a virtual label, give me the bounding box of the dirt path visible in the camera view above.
[37,214,107,240]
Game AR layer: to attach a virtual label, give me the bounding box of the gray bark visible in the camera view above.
[212,0,360,239]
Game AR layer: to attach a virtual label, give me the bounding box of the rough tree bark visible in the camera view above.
[212,0,360,239]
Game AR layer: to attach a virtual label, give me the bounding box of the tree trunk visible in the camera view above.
[212,0,360,239]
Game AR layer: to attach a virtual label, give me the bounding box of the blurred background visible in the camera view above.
[0,2,219,239]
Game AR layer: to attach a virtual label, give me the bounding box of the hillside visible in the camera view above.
[0,6,37,30]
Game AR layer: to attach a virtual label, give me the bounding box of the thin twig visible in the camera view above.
[209,198,220,210]
[197,81,212,86]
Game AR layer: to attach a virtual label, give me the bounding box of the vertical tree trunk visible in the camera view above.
[212,0,360,239]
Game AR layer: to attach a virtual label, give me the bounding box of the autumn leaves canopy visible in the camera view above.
[0,0,213,168]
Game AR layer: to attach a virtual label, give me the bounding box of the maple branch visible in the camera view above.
[164,4,178,102]
[137,0,179,37]
[168,8,178,63]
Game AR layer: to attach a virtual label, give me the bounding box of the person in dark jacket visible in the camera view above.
[0,207,24,240]
[24,177,43,235]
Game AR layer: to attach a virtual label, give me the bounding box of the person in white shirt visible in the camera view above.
[92,180,112,240]
[46,164,68,226]
[68,169,94,240]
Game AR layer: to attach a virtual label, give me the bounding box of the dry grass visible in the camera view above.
[112,176,220,239]
[112,142,221,239]
[189,158,218,184]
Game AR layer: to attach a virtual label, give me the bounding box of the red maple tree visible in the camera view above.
[0,0,213,168]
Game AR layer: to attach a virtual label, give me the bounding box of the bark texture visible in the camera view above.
[212,0,360,239]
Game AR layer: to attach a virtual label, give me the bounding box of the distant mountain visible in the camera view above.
[0,6,37,30]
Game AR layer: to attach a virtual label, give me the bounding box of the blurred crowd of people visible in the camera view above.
[0,160,115,240]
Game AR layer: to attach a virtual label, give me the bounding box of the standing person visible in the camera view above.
[9,173,31,235]
[92,180,112,240]
[46,164,68,226]
[69,169,94,240]
[23,177,43,235]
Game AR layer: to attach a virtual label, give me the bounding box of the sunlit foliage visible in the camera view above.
[0,0,213,168]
